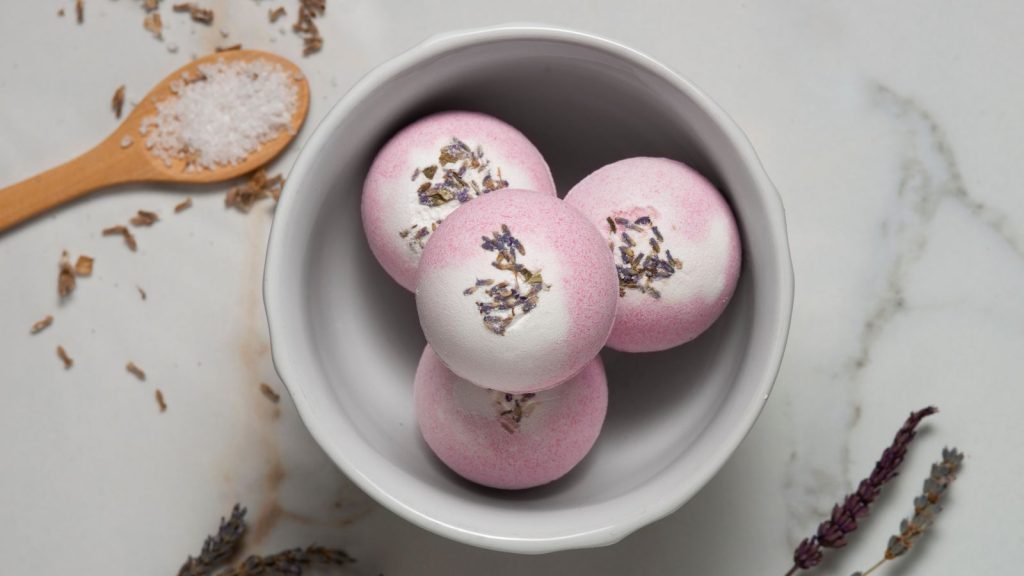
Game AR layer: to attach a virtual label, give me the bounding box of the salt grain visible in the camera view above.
[120,136,133,148]
[139,58,298,170]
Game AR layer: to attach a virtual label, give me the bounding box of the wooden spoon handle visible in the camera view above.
[0,134,154,233]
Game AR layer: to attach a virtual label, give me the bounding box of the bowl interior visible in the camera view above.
[269,30,790,551]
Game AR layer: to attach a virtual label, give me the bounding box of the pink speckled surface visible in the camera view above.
[414,345,608,490]
[565,158,742,352]
[416,189,619,392]
[362,111,557,291]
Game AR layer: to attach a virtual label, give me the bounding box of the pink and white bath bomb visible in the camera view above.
[414,345,608,490]
[416,189,618,393]
[362,111,557,291]
[564,157,742,352]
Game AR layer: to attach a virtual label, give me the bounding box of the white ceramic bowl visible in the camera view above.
[264,25,793,554]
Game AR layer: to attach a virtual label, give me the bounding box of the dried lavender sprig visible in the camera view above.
[850,447,963,576]
[178,504,247,576]
[213,545,354,576]
[466,224,549,335]
[608,215,680,298]
[785,406,938,575]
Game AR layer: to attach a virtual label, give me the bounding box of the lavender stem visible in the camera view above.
[859,557,888,576]
[787,406,938,574]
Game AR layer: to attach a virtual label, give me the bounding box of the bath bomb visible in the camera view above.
[416,189,618,393]
[362,111,557,291]
[564,157,741,352]
[414,345,608,490]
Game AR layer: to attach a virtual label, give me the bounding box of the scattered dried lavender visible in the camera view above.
[126,361,147,381]
[851,448,964,576]
[398,138,509,252]
[785,406,938,576]
[173,3,214,25]
[492,390,537,433]
[130,210,160,227]
[259,382,280,404]
[31,315,54,334]
[143,12,164,40]
[178,504,247,576]
[103,224,138,252]
[57,345,74,369]
[175,197,193,213]
[58,251,76,298]
[463,224,550,336]
[138,286,148,300]
[180,504,354,576]
[75,255,94,276]
[607,215,681,299]
[156,389,168,413]
[293,0,325,56]
[215,44,242,53]
[112,85,126,119]
[76,0,84,24]
[268,6,286,23]
[225,169,284,213]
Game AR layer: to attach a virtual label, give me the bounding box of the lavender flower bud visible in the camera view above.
[793,538,823,569]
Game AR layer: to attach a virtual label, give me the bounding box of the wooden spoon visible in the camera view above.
[0,50,309,232]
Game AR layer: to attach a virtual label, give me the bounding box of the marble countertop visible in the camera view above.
[2,1,1021,573]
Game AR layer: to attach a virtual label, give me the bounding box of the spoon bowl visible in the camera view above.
[0,49,309,232]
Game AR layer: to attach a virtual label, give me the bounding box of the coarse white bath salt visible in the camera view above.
[140,58,299,170]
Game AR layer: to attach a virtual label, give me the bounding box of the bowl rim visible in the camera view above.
[264,24,795,554]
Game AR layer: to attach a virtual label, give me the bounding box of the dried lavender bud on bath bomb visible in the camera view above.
[361,111,556,292]
[414,344,608,490]
[565,157,742,352]
[415,189,618,393]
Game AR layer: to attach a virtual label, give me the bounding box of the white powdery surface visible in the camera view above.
[140,58,298,170]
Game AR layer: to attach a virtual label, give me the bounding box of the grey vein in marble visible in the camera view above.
[872,83,1024,259]
[784,80,1023,547]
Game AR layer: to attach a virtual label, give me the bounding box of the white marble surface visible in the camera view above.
[1,1,1022,574]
